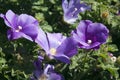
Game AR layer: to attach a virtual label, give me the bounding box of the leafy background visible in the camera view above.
[0,0,120,80]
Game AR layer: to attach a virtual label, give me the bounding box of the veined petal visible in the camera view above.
[35,28,49,52]
[7,29,32,41]
[63,16,77,24]
[62,0,69,12]
[46,33,66,49]
[34,56,43,70]
[79,3,91,12]
[44,64,54,75]
[87,23,109,43]
[17,14,39,27]
[21,24,39,41]
[48,73,63,80]
[57,37,77,57]
[0,10,18,28]
[80,42,100,49]
[69,0,80,7]
[55,55,70,63]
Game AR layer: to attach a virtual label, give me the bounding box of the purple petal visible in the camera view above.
[46,33,66,49]
[7,29,32,41]
[63,15,78,24]
[55,55,70,63]
[33,70,43,79]
[38,56,44,60]
[48,73,64,80]
[21,24,39,40]
[57,37,77,57]
[34,57,43,70]
[1,10,18,28]
[0,13,4,18]
[32,57,44,79]
[78,3,91,12]
[79,42,100,49]
[62,0,69,13]
[35,28,49,52]
[44,64,54,74]
[17,14,39,27]
[87,23,109,43]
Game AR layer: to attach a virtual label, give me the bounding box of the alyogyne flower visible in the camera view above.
[71,20,109,49]
[35,30,77,63]
[31,59,64,80]
[0,10,39,41]
[62,0,90,24]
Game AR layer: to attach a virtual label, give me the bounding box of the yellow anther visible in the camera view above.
[39,74,47,80]
[50,48,56,55]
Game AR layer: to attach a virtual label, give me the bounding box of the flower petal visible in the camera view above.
[87,23,109,43]
[21,24,39,41]
[46,33,66,49]
[35,28,49,52]
[62,0,69,13]
[0,10,18,28]
[55,55,70,63]
[17,14,39,27]
[57,37,77,57]
[7,29,32,41]
[48,73,63,80]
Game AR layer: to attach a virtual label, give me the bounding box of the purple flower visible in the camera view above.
[62,0,90,24]
[0,10,39,41]
[31,59,64,80]
[35,30,77,63]
[71,20,109,49]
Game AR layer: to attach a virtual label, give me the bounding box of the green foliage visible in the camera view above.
[0,0,120,80]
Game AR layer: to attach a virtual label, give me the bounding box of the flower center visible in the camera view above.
[87,40,92,44]
[71,8,78,17]
[39,74,47,80]
[74,8,78,11]
[80,7,85,11]
[50,48,56,56]
[15,26,22,32]
[58,41,61,45]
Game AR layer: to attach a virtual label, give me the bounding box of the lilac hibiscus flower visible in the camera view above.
[31,58,64,80]
[0,10,39,41]
[62,0,90,24]
[71,20,109,49]
[35,30,77,63]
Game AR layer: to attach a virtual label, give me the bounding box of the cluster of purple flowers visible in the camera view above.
[0,0,109,80]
